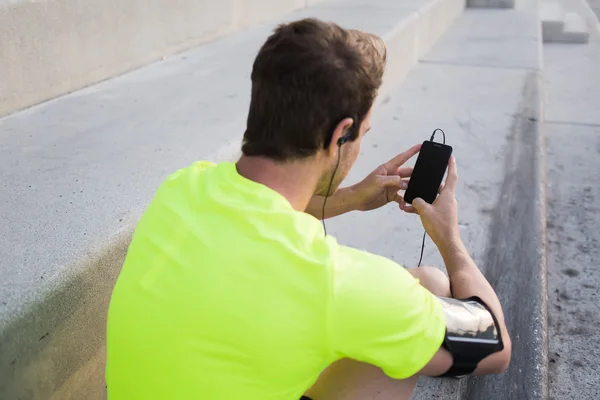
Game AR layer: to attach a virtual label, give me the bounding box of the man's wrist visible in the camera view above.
[334,186,361,213]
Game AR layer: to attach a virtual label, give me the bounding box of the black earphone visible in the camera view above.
[337,132,352,145]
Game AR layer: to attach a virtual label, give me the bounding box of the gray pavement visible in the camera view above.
[544,0,600,398]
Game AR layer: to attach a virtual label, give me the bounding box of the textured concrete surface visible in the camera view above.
[0,0,465,398]
[545,0,600,398]
[326,2,546,399]
[0,0,316,117]
[546,127,600,400]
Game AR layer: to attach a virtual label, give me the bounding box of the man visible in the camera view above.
[106,18,511,400]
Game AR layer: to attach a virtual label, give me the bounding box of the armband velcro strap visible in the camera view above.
[439,340,484,377]
[439,359,476,378]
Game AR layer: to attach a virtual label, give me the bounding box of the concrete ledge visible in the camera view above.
[0,0,321,118]
[467,0,515,8]
[561,12,591,42]
[0,0,464,398]
[460,70,548,400]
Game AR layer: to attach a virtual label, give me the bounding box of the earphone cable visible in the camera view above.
[417,230,427,267]
[430,128,446,144]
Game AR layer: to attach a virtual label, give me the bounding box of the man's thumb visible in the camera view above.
[412,198,428,213]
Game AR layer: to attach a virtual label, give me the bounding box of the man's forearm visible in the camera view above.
[441,242,496,299]
[305,187,359,219]
[441,240,506,323]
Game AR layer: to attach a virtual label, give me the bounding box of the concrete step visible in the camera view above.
[0,0,465,398]
[542,1,567,38]
[325,2,545,399]
[562,11,591,42]
[542,1,590,43]
[467,0,515,8]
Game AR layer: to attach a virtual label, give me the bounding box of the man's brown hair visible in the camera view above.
[242,18,387,161]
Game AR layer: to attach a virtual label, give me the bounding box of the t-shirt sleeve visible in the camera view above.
[329,246,446,379]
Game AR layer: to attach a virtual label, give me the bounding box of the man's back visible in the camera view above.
[106,161,445,399]
[106,161,337,399]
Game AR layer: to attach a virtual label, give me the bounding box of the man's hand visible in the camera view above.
[411,156,461,251]
[350,144,421,211]
[304,144,421,219]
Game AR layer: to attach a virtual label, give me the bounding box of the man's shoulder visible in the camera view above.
[163,160,217,183]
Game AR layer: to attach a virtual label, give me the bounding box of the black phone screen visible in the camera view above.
[439,297,499,343]
[404,140,453,204]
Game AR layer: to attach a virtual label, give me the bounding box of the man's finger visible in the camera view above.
[395,193,405,205]
[399,199,418,214]
[411,197,429,214]
[400,203,418,214]
[398,198,416,213]
[397,166,413,178]
[379,175,405,189]
[384,144,422,170]
[444,156,459,194]
[395,193,403,205]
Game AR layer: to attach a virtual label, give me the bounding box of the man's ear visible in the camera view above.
[327,117,354,156]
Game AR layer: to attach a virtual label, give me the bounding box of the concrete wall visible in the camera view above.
[0,0,318,118]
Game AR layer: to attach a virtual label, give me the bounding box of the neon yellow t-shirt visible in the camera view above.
[106,161,445,400]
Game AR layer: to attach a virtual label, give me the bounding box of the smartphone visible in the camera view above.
[439,297,500,344]
[404,140,453,204]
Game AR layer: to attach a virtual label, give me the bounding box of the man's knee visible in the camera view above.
[407,266,451,298]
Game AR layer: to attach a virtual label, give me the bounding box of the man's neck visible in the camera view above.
[235,155,322,212]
